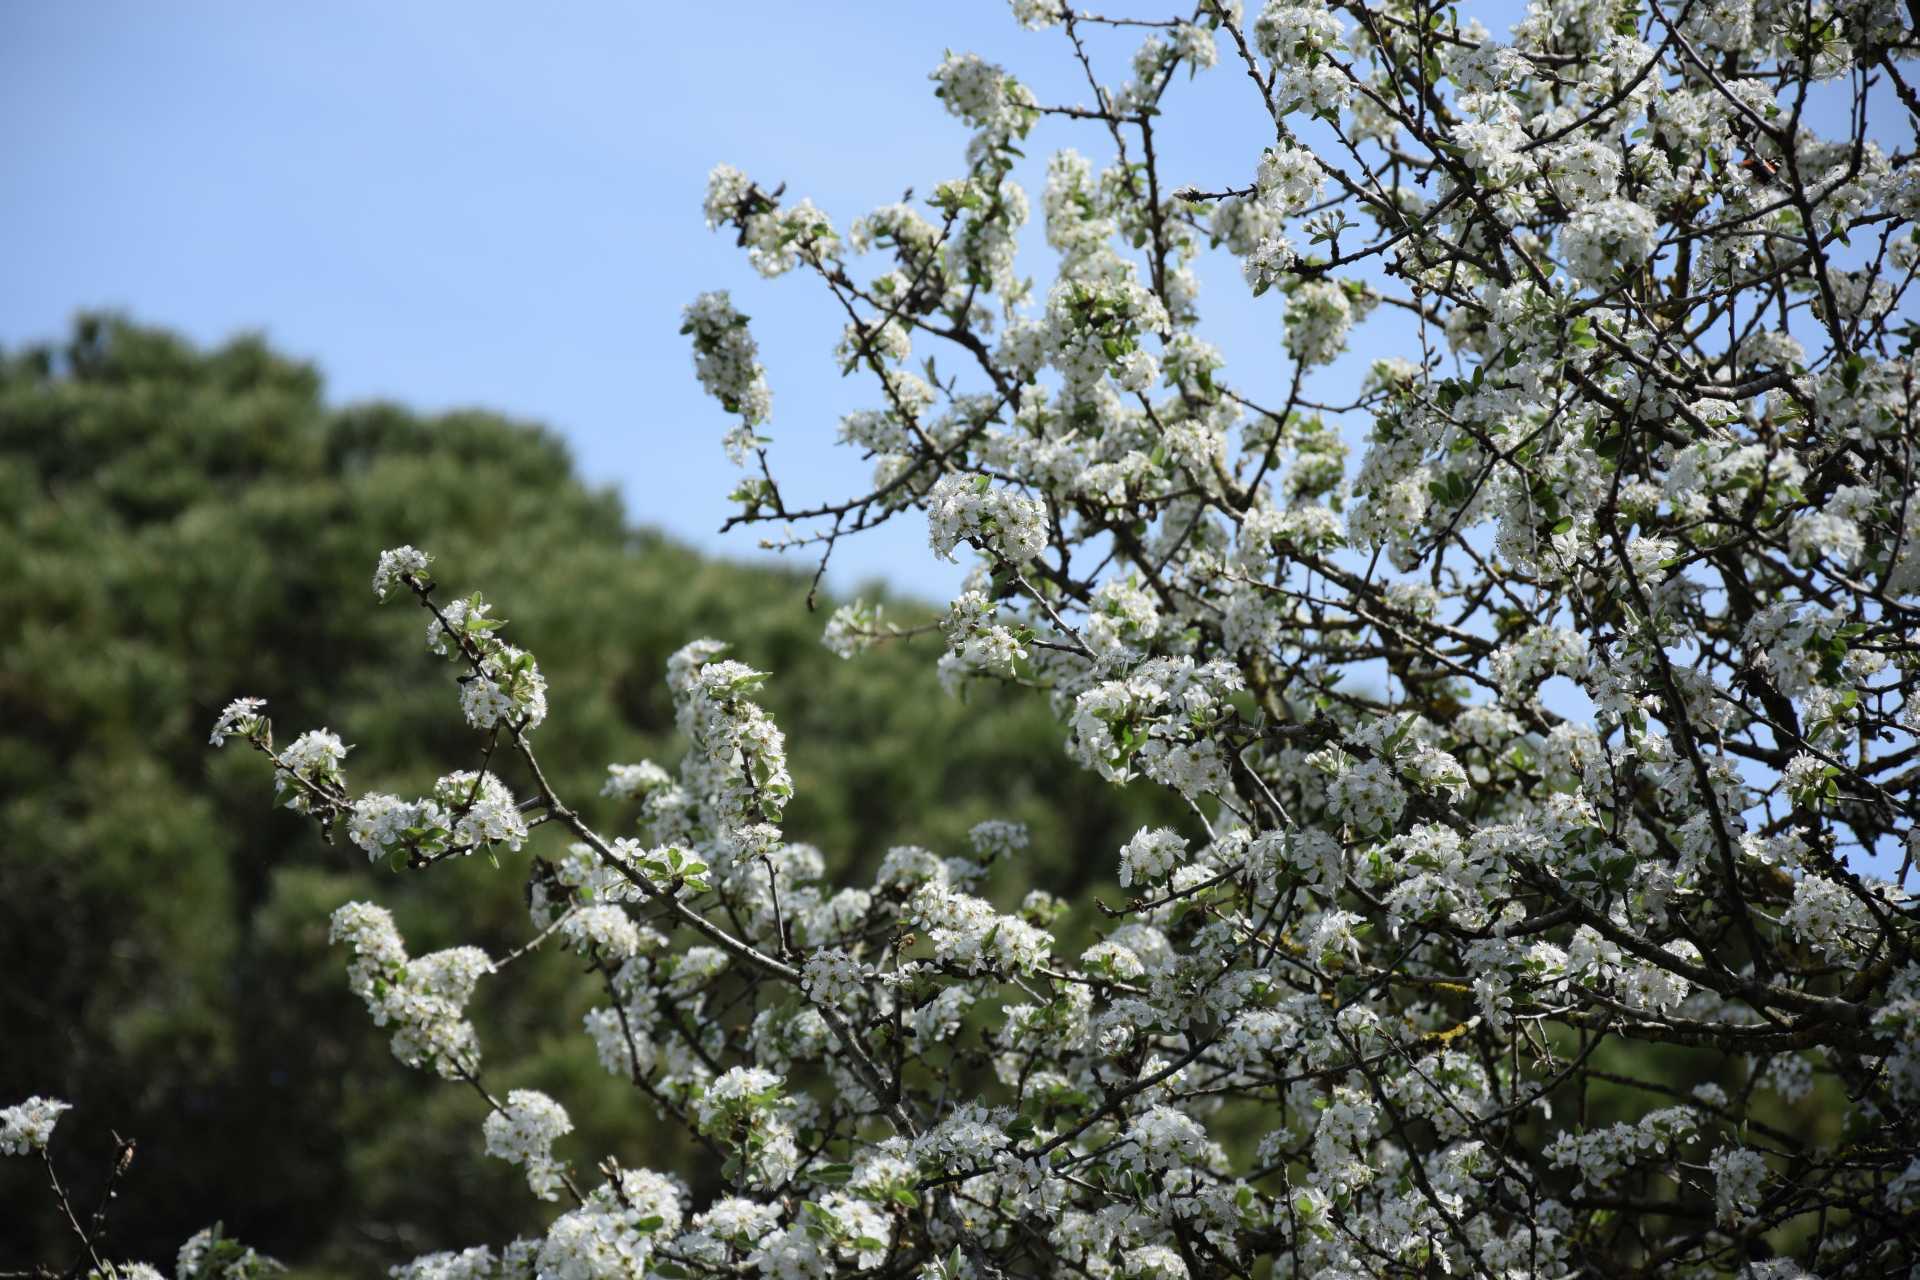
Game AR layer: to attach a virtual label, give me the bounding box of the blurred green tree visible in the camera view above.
[0,316,1166,1276]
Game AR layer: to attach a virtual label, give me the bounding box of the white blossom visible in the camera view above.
[373,545,433,600]
[483,1090,574,1202]
[1,1096,71,1155]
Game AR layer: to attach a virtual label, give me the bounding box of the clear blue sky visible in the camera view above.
[0,1,1283,595]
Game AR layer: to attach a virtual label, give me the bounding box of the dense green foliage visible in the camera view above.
[0,317,1165,1276]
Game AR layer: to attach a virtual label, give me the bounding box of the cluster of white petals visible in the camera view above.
[330,902,488,1079]
[1,1096,71,1155]
[165,5,1920,1280]
[483,1090,574,1202]
[682,289,772,461]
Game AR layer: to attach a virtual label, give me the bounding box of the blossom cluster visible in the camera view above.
[682,289,773,466]
[1,1095,70,1155]
[174,2,1920,1279]
[330,902,489,1079]
[483,1090,574,1202]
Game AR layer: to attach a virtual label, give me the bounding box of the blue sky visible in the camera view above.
[0,1,1279,595]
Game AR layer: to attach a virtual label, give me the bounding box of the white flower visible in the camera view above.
[911,884,1051,973]
[1546,1107,1698,1191]
[373,545,433,600]
[208,696,266,747]
[930,52,1035,142]
[822,599,885,659]
[1550,138,1622,206]
[1009,0,1061,28]
[969,819,1029,858]
[348,793,450,862]
[801,947,868,1004]
[535,1170,680,1277]
[1326,757,1406,830]
[1284,280,1371,366]
[1253,2,1345,67]
[1305,909,1366,968]
[274,728,348,814]
[460,643,548,731]
[434,770,528,851]
[562,905,643,960]
[389,1246,500,1280]
[1,1096,71,1155]
[1122,1104,1215,1170]
[683,290,773,434]
[1562,198,1658,284]
[1118,827,1186,887]
[1781,874,1872,960]
[483,1090,574,1202]
[601,760,672,800]
[330,903,485,1079]
[1710,1146,1768,1224]
[697,1066,785,1133]
[926,474,1049,565]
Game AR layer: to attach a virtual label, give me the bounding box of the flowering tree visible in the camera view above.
[16,0,1920,1276]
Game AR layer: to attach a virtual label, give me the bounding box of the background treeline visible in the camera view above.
[0,317,1168,1276]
